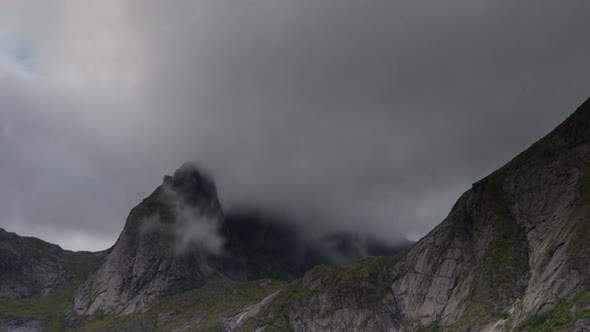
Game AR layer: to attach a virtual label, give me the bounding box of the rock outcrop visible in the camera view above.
[72,162,225,316]
[244,97,590,331]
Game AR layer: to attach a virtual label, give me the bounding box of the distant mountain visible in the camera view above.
[0,228,103,331]
[0,228,102,302]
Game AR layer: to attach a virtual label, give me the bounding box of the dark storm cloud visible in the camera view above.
[1,0,589,249]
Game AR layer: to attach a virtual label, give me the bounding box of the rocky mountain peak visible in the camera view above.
[166,161,219,203]
[71,162,225,316]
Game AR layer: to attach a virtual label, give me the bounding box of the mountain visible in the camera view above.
[1,97,589,331]
[0,164,408,331]
[0,228,102,302]
[0,228,103,330]
[242,97,590,331]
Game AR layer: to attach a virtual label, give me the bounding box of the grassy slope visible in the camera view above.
[0,253,99,330]
[514,291,590,332]
[238,255,403,331]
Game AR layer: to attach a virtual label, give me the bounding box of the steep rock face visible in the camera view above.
[245,98,590,331]
[72,162,225,316]
[0,228,102,302]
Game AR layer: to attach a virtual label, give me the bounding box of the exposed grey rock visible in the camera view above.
[1,318,44,332]
[572,318,590,332]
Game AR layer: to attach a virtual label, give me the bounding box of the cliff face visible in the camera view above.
[393,99,590,331]
[243,98,590,332]
[72,162,225,316]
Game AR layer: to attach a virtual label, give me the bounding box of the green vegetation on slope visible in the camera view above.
[440,303,491,332]
[239,254,404,331]
[0,277,85,331]
[0,241,101,331]
[0,276,285,332]
[515,291,590,331]
[482,169,527,313]
[565,168,590,276]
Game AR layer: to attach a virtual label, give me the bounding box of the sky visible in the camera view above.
[0,0,589,251]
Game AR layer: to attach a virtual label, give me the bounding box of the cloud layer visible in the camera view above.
[1,0,589,250]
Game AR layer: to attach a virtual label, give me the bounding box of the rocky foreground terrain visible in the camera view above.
[1,97,590,331]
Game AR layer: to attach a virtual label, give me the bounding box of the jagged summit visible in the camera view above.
[165,161,219,203]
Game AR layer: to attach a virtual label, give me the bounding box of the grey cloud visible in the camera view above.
[1,0,589,249]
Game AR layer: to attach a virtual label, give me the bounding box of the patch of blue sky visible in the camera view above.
[0,33,38,73]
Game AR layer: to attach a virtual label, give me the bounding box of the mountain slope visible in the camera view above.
[241,97,590,332]
[0,229,103,331]
[0,228,102,302]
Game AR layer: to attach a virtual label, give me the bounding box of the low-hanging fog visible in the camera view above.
[1,0,589,250]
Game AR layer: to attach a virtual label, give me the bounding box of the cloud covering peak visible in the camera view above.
[1,0,589,250]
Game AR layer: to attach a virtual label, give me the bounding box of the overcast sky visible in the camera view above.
[0,0,589,251]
